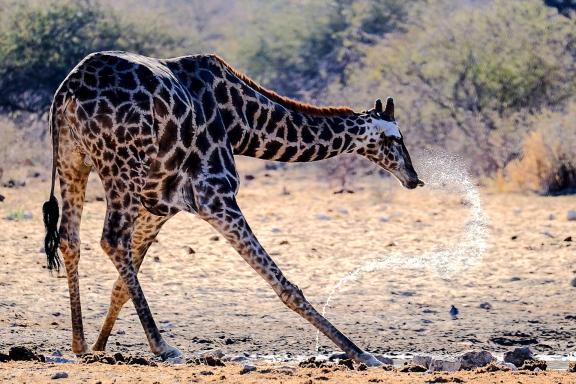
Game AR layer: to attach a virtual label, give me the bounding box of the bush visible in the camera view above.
[0,0,181,113]
[338,0,576,175]
[492,106,576,195]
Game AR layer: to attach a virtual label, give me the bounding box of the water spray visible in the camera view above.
[315,149,489,353]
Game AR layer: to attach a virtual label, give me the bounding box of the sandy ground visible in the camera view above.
[0,157,575,382]
[2,361,576,384]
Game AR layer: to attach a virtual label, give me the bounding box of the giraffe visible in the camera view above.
[42,51,424,366]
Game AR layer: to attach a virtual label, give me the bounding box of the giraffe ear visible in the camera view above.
[374,99,383,113]
[383,97,394,121]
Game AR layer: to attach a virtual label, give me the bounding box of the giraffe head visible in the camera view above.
[357,97,424,189]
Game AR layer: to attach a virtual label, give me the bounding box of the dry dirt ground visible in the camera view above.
[0,157,575,383]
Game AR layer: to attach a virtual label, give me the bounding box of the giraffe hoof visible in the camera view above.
[356,352,384,367]
[159,345,183,362]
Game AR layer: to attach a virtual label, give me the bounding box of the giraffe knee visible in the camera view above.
[279,283,308,311]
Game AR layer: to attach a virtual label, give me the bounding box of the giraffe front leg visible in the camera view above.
[93,209,170,352]
[199,194,382,367]
[100,206,181,360]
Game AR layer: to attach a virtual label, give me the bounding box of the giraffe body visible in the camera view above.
[45,51,422,365]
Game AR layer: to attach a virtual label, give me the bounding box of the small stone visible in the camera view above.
[412,355,431,369]
[316,214,331,221]
[244,174,255,181]
[186,246,196,254]
[503,347,534,367]
[153,256,160,262]
[0,353,10,362]
[379,216,389,223]
[568,210,576,221]
[338,359,355,370]
[520,360,547,371]
[571,277,576,288]
[400,363,427,372]
[0,194,5,202]
[239,364,256,374]
[279,240,289,245]
[357,363,367,371]
[511,235,518,240]
[338,208,349,215]
[548,213,556,220]
[479,302,492,310]
[271,228,282,233]
[210,235,219,241]
[429,359,461,372]
[51,372,68,380]
[458,350,495,370]
[229,356,248,363]
[113,352,125,363]
[9,346,42,361]
[565,236,573,242]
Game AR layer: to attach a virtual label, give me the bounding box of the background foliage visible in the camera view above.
[0,0,574,194]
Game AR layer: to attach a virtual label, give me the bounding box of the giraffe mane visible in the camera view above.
[211,55,355,117]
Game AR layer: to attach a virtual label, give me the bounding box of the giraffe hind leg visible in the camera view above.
[93,207,171,351]
[56,127,92,355]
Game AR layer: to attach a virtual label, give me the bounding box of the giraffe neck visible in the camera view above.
[211,60,369,162]
[232,108,368,162]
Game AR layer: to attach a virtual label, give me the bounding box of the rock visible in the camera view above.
[51,372,68,380]
[0,353,10,362]
[338,208,349,215]
[565,236,573,242]
[568,361,576,372]
[477,362,514,372]
[153,256,160,262]
[548,214,556,220]
[9,346,43,362]
[113,352,125,363]
[127,356,156,366]
[338,359,355,370]
[400,363,427,372]
[479,302,492,310]
[503,347,534,367]
[357,363,367,371]
[316,214,331,221]
[412,355,432,369]
[571,277,576,288]
[429,359,461,372]
[244,174,255,181]
[210,235,219,241]
[0,194,5,202]
[567,210,576,221]
[186,246,196,254]
[374,355,394,365]
[239,364,256,374]
[199,349,225,359]
[520,360,547,371]
[458,350,495,370]
[328,353,348,361]
[82,354,116,365]
[228,356,249,363]
[3,179,25,188]
[379,216,390,223]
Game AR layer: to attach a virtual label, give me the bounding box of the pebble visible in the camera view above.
[568,210,576,221]
[50,372,68,380]
[316,214,331,221]
[457,350,495,370]
[503,347,533,367]
[239,364,257,374]
[186,246,196,254]
[479,302,492,310]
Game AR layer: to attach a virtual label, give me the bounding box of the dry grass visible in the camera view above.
[490,108,576,195]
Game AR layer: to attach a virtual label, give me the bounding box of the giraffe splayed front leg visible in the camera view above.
[93,208,171,352]
[197,192,383,367]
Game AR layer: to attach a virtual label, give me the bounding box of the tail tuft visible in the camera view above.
[43,195,61,272]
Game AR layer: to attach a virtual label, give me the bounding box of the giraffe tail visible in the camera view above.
[42,100,62,272]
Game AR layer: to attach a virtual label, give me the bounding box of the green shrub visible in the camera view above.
[0,0,181,113]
